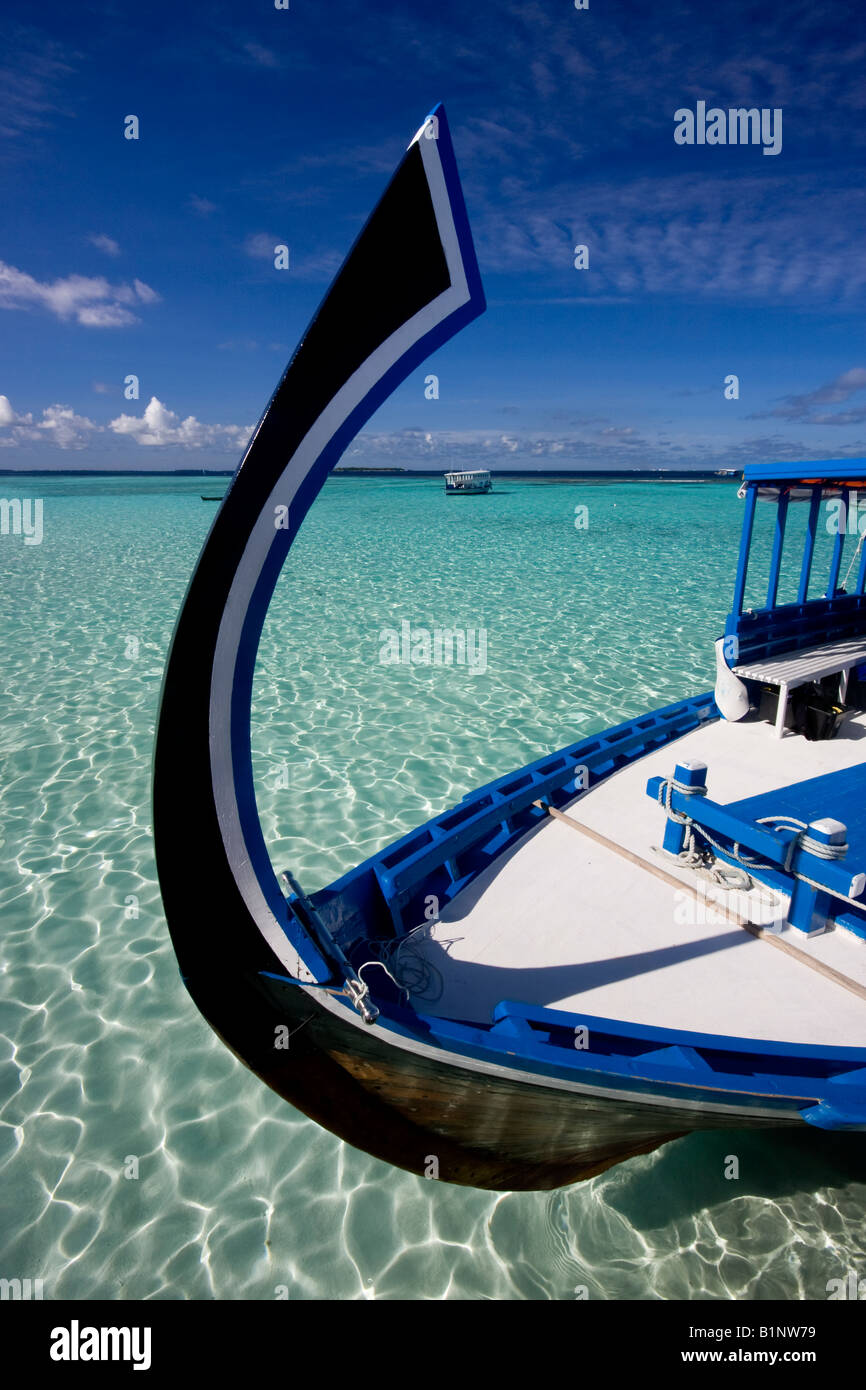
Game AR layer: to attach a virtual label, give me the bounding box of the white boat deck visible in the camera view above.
[403,712,866,1046]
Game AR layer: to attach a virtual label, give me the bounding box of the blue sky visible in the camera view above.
[1,0,865,471]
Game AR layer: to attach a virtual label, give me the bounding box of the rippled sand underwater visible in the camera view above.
[1,472,864,1300]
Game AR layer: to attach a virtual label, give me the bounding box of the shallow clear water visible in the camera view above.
[1,472,864,1300]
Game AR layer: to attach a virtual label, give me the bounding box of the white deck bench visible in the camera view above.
[734,636,866,737]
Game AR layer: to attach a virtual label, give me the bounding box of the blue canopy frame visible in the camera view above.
[726,460,866,663]
[732,460,866,617]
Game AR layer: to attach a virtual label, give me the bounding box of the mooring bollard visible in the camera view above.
[662,760,708,856]
[787,818,848,937]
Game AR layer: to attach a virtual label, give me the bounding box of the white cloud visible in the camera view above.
[244,232,282,260]
[242,42,279,68]
[345,426,651,466]
[469,169,866,308]
[0,396,95,448]
[75,302,137,327]
[0,261,160,327]
[0,393,252,454]
[757,366,866,424]
[188,194,217,216]
[38,404,99,447]
[109,396,251,449]
[88,233,121,257]
[133,278,159,304]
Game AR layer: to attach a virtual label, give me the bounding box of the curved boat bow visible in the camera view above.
[155,110,866,1192]
[153,108,522,1186]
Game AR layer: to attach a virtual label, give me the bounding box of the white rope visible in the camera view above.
[655,776,755,889]
[656,777,862,910]
[356,920,457,1004]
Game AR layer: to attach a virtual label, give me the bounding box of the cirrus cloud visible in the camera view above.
[87,233,121,257]
[753,367,866,424]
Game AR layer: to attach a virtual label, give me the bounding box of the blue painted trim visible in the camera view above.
[489,999,866,1062]
[766,490,789,607]
[428,102,486,320]
[745,459,866,484]
[797,486,822,603]
[313,691,717,937]
[732,484,757,615]
[727,475,866,661]
[826,492,847,597]
[338,995,866,1126]
[725,593,866,666]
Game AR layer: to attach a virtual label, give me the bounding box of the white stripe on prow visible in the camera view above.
[410,112,439,147]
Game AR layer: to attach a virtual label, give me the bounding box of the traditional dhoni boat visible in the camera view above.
[153,106,866,1191]
[444,468,492,494]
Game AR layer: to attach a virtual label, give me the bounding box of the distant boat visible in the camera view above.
[444,469,491,494]
[153,105,866,1194]
[201,495,224,501]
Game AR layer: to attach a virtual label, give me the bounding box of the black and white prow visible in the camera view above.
[154,107,503,1184]
[154,107,866,1193]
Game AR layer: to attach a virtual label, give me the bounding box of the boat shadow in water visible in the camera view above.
[600,1124,866,1229]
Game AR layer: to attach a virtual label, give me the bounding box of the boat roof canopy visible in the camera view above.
[730,457,866,622]
[743,459,866,490]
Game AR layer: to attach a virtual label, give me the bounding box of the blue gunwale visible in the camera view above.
[261,971,866,1123]
[268,685,866,1130]
[307,690,716,941]
[272,461,866,1134]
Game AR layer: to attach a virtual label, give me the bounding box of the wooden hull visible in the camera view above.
[187,967,787,1192]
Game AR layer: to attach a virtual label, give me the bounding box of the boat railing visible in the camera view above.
[727,468,866,668]
[726,591,866,667]
[478,1000,866,1127]
[647,760,866,939]
[488,998,866,1076]
[378,994,866,1128]
[312,693,717,937]
[373,698,717,930]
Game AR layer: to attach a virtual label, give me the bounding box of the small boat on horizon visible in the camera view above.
[444,468,492,494]
[153,106,866,1192]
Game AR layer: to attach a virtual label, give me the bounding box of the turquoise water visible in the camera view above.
[1,472,864,1300]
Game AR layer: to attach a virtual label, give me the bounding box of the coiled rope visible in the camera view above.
[655,776,861,909]
[357,919,459,1004]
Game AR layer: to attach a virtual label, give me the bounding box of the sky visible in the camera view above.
[1,0,865,472]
